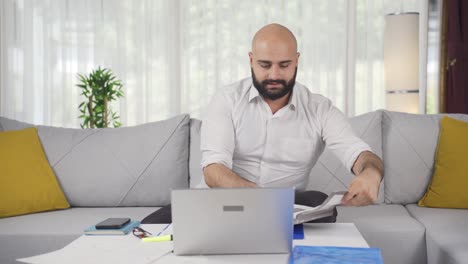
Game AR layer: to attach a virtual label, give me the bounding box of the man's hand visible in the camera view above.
[342,151,383,206]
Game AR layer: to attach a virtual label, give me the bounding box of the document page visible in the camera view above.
[293,191,345,224]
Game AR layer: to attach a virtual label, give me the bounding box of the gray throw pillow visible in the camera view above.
[0,115,190,206]
[189,119,204,188]
[382,111,468,204]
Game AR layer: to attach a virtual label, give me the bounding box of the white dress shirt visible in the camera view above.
[200,77,371,190]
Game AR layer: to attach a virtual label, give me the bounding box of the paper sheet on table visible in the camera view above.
[155,253,291,264]
[17,224,173,264]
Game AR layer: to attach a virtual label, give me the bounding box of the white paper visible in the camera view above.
[319,193,344,210]
[18,223,368,264]
[293,192,345,224]
[17,224,173,264]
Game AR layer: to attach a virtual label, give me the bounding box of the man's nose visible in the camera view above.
[268,65,281,80]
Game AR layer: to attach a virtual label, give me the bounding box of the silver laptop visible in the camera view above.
[171,188,294,255]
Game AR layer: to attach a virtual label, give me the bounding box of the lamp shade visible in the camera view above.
[384,13,419,113]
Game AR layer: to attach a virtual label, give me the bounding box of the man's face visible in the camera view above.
[249,40,299,101]
[251,67,297,101]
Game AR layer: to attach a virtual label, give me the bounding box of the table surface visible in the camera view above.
[18,223,369,264]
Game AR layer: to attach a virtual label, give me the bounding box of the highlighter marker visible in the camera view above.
[142,235,173,242]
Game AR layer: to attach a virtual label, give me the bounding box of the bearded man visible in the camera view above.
[200,24,383,217]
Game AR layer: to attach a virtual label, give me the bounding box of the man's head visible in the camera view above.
[249,23,299,101]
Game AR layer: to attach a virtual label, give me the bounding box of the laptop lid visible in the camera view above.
[172,188,294,256]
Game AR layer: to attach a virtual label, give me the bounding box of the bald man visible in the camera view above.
[200,24,383,207]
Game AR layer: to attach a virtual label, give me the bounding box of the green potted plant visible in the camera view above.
[76,67,124,128]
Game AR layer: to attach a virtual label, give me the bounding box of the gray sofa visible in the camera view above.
[1,110,467,264]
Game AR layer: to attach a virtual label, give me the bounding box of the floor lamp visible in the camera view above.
[384,12,420,114]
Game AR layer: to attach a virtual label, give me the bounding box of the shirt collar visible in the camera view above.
[248,84,261,102]
[249,82,298,111]
[288,85,298,110]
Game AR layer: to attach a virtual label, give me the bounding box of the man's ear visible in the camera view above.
[248,52,253,66]
[296,52,300,65]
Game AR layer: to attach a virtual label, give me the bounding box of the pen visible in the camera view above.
[142,235,173,242]
[156,223,172,236]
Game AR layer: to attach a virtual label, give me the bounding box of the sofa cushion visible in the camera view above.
[382,111,468,204]
[0,207,158,263]
[307,110,384,202]
[0,127,69,218]
[406,204,468,264]
[0,115,190,207]
[418,117,468,208]
[337,204,426,264]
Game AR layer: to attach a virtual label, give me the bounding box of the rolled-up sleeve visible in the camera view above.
[318,99,372,173]
[200,90,235,170]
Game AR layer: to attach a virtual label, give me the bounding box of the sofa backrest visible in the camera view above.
[10,109,465,207]
[189,111,385,204]
[0,115,190,207]
[306,110,384,203]
[382,111,468,204]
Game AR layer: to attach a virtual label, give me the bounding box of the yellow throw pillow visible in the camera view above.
[0,127,70,218]
[418,116,468,208]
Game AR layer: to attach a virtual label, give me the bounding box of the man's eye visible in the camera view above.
[280,64,290,68]
[260,64,271,69]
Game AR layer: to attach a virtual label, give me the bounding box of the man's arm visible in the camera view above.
[203,163,256,188]
[342,151,384,206]
[200,89,243,188]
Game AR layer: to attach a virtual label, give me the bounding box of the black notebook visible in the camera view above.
[141,204,172,224]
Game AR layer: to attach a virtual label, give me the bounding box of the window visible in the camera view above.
[0,0,425,127]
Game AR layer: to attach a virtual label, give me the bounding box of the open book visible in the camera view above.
[293,191,346,225]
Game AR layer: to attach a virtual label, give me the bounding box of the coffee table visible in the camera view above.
[18,223,368,264]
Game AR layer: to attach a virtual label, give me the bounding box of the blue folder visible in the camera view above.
[290,245,383,264]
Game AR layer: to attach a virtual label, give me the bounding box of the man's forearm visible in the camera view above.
[342,151,384,206]
[352,151,384,180]
[203,163,257,188]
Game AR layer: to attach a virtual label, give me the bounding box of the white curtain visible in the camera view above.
[0,0,423,127]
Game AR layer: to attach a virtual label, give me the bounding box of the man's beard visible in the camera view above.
[251,67,297,101]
